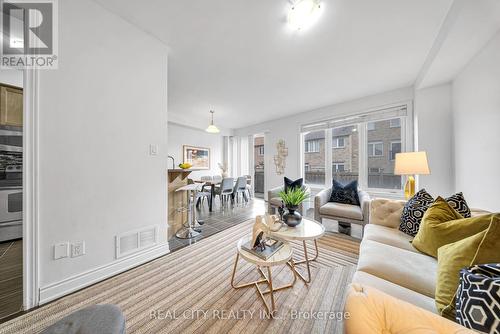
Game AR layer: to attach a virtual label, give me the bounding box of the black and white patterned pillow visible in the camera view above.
[399,189,434,236]
[456,263,500,333]
[445,192,471,218]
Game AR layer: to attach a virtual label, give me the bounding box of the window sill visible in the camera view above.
[366,190,405,200]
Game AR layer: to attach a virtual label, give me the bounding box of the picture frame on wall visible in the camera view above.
[183,145,210,170]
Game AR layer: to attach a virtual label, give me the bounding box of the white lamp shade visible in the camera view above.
[394,152,430,175]
[205,124,220,133]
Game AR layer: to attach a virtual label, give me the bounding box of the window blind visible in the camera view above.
[300,105,407,132]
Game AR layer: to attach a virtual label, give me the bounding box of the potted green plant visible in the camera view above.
[278,187,309,227]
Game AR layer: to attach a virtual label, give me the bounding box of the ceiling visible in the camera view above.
[418,0,500,88]
[95,0,455,130]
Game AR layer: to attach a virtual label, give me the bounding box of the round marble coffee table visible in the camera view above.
[271,218,325,283]
[230,237,296,314]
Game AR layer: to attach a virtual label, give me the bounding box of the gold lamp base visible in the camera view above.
[404,175,415,199]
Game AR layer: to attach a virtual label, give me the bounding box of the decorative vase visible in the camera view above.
[283,206,302,227]
[221,171,229,178]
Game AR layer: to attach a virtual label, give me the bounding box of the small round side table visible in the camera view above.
[271,218,325,283]
[230,237,296,314]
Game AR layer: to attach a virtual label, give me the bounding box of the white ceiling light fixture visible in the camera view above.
[205,110,220,133]
[287,0,323,31]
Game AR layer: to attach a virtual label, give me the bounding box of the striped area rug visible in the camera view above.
[0,220,359,334]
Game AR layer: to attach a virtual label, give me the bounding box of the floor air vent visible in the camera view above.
[115,225,158,259]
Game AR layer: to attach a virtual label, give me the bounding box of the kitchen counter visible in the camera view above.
[167,168,202,239]
[167,168,203,172]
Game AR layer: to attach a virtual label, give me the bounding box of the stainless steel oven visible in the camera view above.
[0,187,22,242]
[0,128,23,242]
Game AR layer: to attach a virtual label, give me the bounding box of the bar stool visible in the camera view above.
[175,183,204,239]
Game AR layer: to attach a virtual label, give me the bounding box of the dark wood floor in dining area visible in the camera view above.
[168,197,267,252]
[0,240,23,321]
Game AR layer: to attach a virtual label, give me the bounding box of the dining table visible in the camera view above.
[194,177,248,212]
[193,180,221,212]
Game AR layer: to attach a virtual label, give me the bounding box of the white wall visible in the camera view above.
[37,0,169,302]
[414,84,454,196]
[234,87,414,194]
[167,122,224,179]
[0,69,23,87]
[452,31,500,211]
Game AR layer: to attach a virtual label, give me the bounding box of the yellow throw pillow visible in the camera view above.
[412,197,490,258]
[435,213,500,319]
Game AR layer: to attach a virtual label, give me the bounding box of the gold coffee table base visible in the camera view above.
[289,239,319,284]
[230,253,297,314]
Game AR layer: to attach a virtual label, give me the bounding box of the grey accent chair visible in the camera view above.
[267,185,311,214]
[314,188,370,237]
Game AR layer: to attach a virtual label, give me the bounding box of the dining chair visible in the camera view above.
[215,177,234,204]
[187,179,210,208]
[212,175,222,183]
[244,174,253,199]
[233,176,248,203]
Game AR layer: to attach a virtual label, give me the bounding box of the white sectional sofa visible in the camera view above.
[352,198,490,313]
[344,198,490,333]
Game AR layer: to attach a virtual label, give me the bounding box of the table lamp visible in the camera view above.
[394,152,430,199]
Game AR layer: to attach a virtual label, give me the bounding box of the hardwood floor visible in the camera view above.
[0,197,361,327]
[167,197,362,253]
[0,240,23,321]
[0,220,360,334]
[168,197,267,252]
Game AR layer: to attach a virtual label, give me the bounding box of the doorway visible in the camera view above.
[253,134,265,198]
[0,70,24,320]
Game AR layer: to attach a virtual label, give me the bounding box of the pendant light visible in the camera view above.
[205,110,220,133]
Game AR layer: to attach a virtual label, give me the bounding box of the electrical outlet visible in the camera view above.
[54,242,69,260]
[71,241,85,258]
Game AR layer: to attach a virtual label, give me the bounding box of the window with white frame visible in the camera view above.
[300,105,409,193]
[368,141,384,157]
[390,118,401,128]
[367,118,402,189]
[332,136,345,148]
[390,141,401,160]
[333,163,346,172]
[257,145,264,156]
[305,139,320,153]
[302,130,326,185]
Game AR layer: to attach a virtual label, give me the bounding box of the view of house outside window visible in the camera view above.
[253,136,265,196]
[303,130,326,185]
[332,125,359,184]
[302,117,403,190]
[367,118,402,189]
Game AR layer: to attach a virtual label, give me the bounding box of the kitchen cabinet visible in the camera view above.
[167,169,202,239]
[0,85,23,127]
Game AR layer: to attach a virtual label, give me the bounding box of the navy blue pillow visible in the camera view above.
[329,179,360,206]
[284,177,303,193]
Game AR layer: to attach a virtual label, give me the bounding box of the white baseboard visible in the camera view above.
[39,243,170,305]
